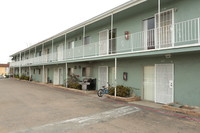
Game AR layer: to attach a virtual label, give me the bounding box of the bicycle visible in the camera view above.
[97,86,109,97]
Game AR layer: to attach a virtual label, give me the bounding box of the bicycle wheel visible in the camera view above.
[97,89,104,97]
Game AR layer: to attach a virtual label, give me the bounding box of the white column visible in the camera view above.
[64,34,67,60]
[52,40,54,61]
[114,58,117,98]
[42,65,45,83]
[42,43,44,62]
[111,14,113,53]
[83,26,85,57]
[158,0,161,49]
[65,63,68,87]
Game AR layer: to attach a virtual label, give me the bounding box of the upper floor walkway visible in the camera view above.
[10,16,200,67]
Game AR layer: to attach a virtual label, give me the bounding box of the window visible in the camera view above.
[68,68,74,76]
[33,69,35,74]
[47,49,50,54]
[68,41,74,49]
[39,51,42,56]
[84,36,91,45]
[38,69,41,75]
[82,67,91,77]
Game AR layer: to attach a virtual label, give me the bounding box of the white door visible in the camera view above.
[98,66,108,89]
[99,30,109,55]
[144,66,155,101]
[155,9,174,48]
[155,64,174,104]
[53,68,59,85]
[143,17,155,50]
[57,43,63,61]
[44,67,48,83]
[59,67,63,85]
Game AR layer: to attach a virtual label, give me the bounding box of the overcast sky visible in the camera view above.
[0,0,130,63]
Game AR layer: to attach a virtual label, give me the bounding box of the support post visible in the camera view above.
[83,26,85,57]
[42,43,44,62]
[111,14,113,53]
[64,34,67,60]
[65,63,68,87]
[158,0,161,49]
[52,40,54,61]
[114,58,117,98]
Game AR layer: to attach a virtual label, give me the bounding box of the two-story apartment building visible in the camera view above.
[10,0,200,106]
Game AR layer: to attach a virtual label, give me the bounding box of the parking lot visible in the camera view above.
[0,79,199,133]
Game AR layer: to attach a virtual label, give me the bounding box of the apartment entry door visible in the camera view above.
[155,64,174,104]
[57,43,64,61]
[155,9,173,48]
[143,17,155,49]
[143,64,174,104]
[99,30,109,55]
[58,67,64,85]
[109,29,117,54]
[44,67,48,83]
[144,66,155,101]
[53,67,64,85]
[98,66,108,89]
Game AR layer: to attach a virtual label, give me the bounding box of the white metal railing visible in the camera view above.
[10,17,200,67]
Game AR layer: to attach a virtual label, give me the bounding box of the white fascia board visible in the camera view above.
[10,0,146,57]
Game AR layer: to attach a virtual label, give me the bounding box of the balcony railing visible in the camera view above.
[10,17,200,67]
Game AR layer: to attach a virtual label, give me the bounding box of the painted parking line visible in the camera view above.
[11,106,140,133]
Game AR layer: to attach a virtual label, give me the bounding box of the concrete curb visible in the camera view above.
[104,94,141,102]
[162,105,200,117]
